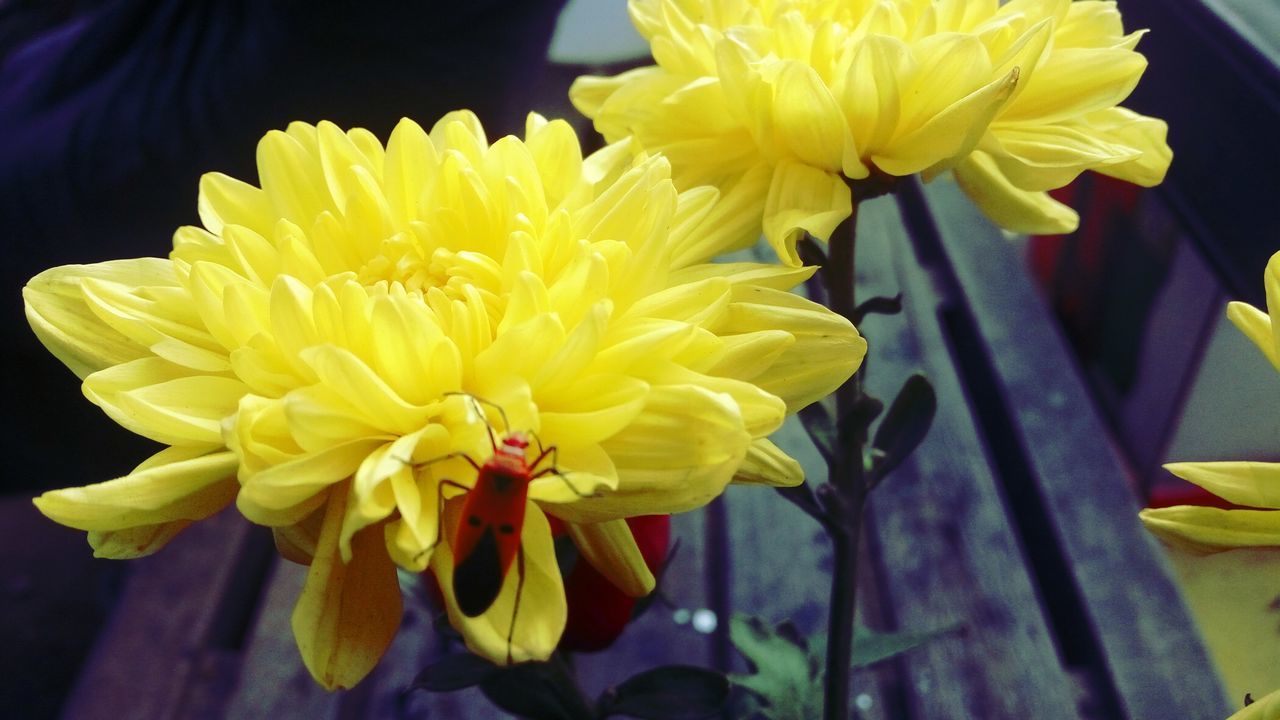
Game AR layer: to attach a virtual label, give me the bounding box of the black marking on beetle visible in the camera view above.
[454,527,503,617]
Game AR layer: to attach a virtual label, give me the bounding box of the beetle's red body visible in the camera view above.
[451,431,535,617]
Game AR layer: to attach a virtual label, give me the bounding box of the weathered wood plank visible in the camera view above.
[854,195,1083,719]
[918,178,1231,718]
[61,508,270,720]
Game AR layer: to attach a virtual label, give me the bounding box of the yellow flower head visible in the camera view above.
[571,0,1171,264]
[24,112,866,689]
[1140,251,1280,555]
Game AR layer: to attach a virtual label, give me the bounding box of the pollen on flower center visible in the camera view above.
[355,235,507,322]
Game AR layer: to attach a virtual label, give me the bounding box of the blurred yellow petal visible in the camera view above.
[292,485,401,690]
[1139,506,1280,555]
[566,519,656,597]
[1165,462,1280,510]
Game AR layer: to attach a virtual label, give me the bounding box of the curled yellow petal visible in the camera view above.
[733,437,804,487]
[763,161,852,265]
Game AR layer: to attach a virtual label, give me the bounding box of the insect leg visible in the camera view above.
[412,477,472,564]
[506,543,525,666]
[529,449,596,498]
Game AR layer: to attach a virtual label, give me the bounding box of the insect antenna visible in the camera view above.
[444,392,513,452]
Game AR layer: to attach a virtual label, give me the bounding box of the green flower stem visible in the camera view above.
[822,203,868,720]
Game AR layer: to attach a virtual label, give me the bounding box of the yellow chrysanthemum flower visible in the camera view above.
[24,111,865,689]
[1140,251,1280,555]
[571,0,1171,264]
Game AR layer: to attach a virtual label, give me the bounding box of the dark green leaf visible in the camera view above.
[838,394,884,449]
[408,653,497,693]
[852,294,903,324]
[851,623,963,669]
[870,374,936,485]
[727,616,821,720]
[599,665,729,719]
[479,662,593,720]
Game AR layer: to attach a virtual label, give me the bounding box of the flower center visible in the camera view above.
[355,235,506,320]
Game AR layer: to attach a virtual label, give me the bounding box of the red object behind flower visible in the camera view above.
[559,515,671,652]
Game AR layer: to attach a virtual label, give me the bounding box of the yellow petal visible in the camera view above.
[667,164,771,268]
[34,446,237,533]
[566,519,656,597]
[762,161,852,265]
[876,65,1018,177]
[733,437,804,486]
[1165,461,1280,510]
[552,384,750,523]
[953,151,1079,234]
[292,485,402,690]
[1082,107,1170,187]
[771,61,863,176]
[24,260,172,378]
[84,358,246,446]
[1226,686,1280,720]
[1227,301,1280,372]
[198,172,275,237]
[1003,48,1147,124]
[1265,251,1280,364]
[717,285,866,412]
[431,500,566,664]
[1140,506,1280,555]
[238,437,384,525]
[537,374,650,447]
[257,129,330,225]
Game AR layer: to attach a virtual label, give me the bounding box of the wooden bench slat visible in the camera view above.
[919,179,1231,718]
[854,196,1084,719]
